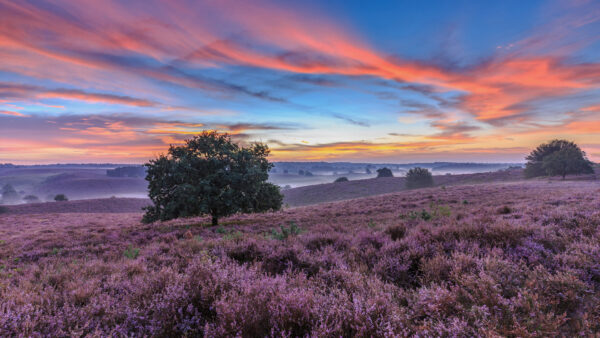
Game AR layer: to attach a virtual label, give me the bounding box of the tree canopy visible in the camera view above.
[376,167,393,178]
[525,140,593,179]
[405,167,434,189]
[143,131,283,225]
[1,184,19,203]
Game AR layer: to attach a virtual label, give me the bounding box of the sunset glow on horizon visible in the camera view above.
[1,0,599,164]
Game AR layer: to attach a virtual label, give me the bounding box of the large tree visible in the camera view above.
[525,139,593,179]
[143,131,283,225]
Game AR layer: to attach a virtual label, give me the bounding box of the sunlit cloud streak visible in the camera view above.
[0,0,599,163]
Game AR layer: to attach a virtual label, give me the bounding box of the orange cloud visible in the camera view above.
[0,110,28,117]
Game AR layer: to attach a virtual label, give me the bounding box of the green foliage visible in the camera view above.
[525,139,593,178]
[430,203,451,218]
[54,194,68,202]
[400,203,451,221]
[405,167,433,189]
[367,220,377,228]
[270,221,302,240]
[376,167,393,178]
[223,231,244,241]
[143,131,283,225]
[123,246,140,259]
[334,177,349,183]
[542,147,594,179]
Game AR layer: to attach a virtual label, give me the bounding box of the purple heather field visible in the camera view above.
[1,179,600,336]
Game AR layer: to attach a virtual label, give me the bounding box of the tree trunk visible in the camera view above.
[212,215,219,226]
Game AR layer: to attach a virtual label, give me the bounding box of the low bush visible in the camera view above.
[376,167,393,178]
[269,221,302,240]
[497,205,512,214]
[385,224,407,240]
[405,167,434,189]
[54,194,68,202]
[334,176,349,183]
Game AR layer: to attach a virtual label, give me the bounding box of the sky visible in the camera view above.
[0,0,599,164]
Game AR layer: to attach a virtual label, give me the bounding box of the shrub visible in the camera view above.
[525,139,593,178]
[143,131,283,225]
[123,246,140,259]
[0,206,7,214]
[334,177,349,183]
[385,224,407,240]
[1,184,19,203]
[497,205,512,214]
[270,221,302,240]
[405,167,433,189]
[54,194,68,202]
[376,167,393,178]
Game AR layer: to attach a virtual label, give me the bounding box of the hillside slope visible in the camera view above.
[1,179,599,335]
[2,197,150,214]
[283,168,524,206]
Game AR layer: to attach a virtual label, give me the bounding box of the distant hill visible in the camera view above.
[283,168,526,207]
[2,197,150,214]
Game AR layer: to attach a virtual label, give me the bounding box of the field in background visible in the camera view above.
[0,162,522,204]
[1,179,599,335]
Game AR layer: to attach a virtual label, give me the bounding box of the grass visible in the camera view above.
[123,246,140,259]
[0,179,599,335]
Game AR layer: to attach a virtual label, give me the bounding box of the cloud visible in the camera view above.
[428,121,481,139]
[0,0,599,163]
[0,82,160,107]
[0,110,28,117]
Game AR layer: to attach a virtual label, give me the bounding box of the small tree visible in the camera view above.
[143,131,283,225]
[525,140,593,178]
[376,167,393,178]
[1,184,19,203]
[334,177,349,183]
[405,167,433,189]
[54,194,68,202]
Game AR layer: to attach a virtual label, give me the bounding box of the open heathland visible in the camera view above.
[1,179,600,336]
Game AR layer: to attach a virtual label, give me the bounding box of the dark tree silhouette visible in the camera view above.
[334,177,349,183]
[143,131,283,225]
[405,167,434,189]
[54,194,68,202]
[376,167,393,178]
[1,184,19,203]
[525,140,593,179]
